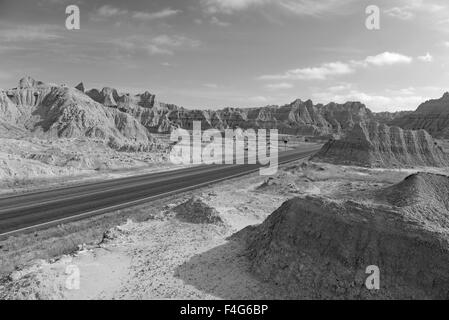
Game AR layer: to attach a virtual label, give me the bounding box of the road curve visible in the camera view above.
[0,146,320,237]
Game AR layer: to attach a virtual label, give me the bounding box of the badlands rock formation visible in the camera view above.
[2,77,380,138]
[391,93,449,138]
[238,172,449,299]
[83,83,375,135]
[0,77,155,151]
[312,121,449,168]
[8,76,449,147]
[373,111,413,123]
[75,82,85,93]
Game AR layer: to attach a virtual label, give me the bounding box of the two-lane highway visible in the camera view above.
[0,146,321,237]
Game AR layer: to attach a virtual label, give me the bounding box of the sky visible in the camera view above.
[1,0,449,111]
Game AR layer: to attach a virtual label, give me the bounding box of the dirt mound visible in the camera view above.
[173,197,223,224]
[255,174,320,195]
[312,121,449,168]
[239,192,449,299]
[376,173,449,230]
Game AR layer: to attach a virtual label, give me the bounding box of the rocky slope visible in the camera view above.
[1,77,381,138]
[391,93,449,138]
[237,172,449,299]
[373,111,413,123]
[0,77,156,151]
[312,121,449,168]
[84,83,375,135]
[10,77,449,144]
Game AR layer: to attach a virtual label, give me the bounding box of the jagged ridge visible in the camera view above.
[85,85,375,135]
[0,77,156,151]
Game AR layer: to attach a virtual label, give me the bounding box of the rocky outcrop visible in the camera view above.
[75,82,85,93]
[237,173,449,299]
[2,77,414,144]
[86,87,121,108]
[312,121,449,168]
[391,93,449,138]
[0,77,156,151]
[83,85,375,135]
[18,76,45,89]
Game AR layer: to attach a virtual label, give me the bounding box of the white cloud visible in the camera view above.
[147,45,174,56]
[362,52,413,66]
[111,34,200,56]
[328,83,352,92]
[132,8,181,21]
[259,52,414,82]
[0,24,61,42]
[266,82,294,89]
[384,0,446,21]
[386,87,416,95]
[259,62,354,80]
[200,0,355,16]
[204,83,219,88]
[417,53,433,62]
[96,5,127,18]
[276,0,355,16]
[201,0,266,14]
[210,16,231,27]
[152,35,201,48]
[95,6,180,22]
[384,7,415,20]
[249,95,270,103]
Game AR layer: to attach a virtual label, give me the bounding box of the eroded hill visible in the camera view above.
[312,121,449,168]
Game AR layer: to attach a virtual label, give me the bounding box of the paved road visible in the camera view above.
[0,146,320,237]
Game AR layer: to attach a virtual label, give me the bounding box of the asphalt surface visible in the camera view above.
[0,146,320,236]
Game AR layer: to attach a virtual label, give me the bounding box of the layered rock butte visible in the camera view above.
[391,92,449,138]
[0,77,156,151]
[237,172,449,299]
[312,121,449,168]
